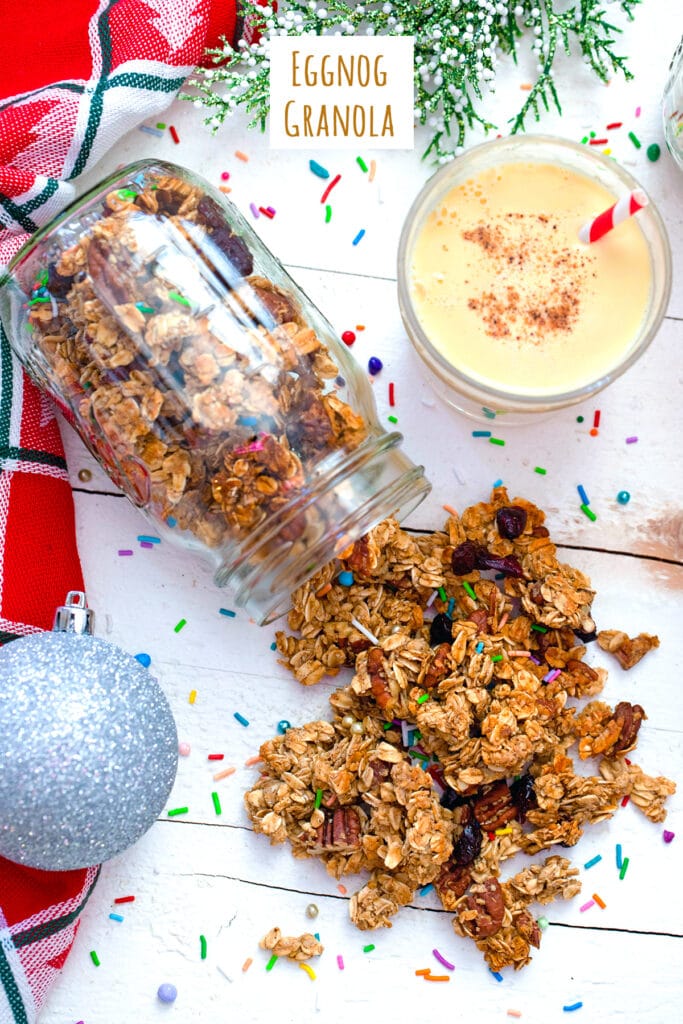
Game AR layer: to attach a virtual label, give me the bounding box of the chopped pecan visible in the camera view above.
[367,648,393,710]
[456,877,505,938]
[513,910,541,948]
[434,862,473,911]
[473,781,517,830]
[420,642,452,690]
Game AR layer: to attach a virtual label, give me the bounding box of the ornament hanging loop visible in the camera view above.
[52,590,95,635]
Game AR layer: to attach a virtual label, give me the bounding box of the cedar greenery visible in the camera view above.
[184,0,640,161]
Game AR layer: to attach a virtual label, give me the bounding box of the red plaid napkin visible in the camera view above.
[0,3,238,1021]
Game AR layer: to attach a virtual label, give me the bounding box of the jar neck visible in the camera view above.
[215,432,430,624]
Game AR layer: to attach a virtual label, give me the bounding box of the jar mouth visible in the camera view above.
[216,433,431,625]
[397,134,672,415]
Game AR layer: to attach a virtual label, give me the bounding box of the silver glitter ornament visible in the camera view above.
[0,592,178,870]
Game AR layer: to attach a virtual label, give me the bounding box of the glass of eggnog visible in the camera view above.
[397,135,671,421]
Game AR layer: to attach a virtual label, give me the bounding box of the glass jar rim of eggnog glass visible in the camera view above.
[397,135,672,422]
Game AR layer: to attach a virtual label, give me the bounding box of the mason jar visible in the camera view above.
[663,37,683,170]
[0,160,430,623]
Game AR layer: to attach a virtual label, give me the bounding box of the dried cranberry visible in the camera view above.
[475,546,524,578]
[496,505,528,539]
[196,195,225,230]
[451,540,478,575]
[429,612,453,646]
[574,627,597,644]
[210,228,254,276]
[510,773,537,823]
[46,262,74,298]
[451,819,483,866]
[440,787,467,811]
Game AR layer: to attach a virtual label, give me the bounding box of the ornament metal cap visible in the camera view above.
[52,590,95,635]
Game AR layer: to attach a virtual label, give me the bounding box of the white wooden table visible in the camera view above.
[42,11,682,1023]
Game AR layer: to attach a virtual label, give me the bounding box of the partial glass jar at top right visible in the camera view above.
[663,37,683,170]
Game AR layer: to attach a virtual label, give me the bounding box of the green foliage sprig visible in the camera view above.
[183,0,640,161]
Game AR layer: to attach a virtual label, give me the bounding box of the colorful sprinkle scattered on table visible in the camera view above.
[233,712,250,727]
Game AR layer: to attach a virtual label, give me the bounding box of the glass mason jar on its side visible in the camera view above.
[663,37,683,170]
[1,160,430,623]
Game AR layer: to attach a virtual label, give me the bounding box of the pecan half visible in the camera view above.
[368,647,393,711]
[310,806,362,853]
[613,701,646,752]
[472,781,517,830]
[457,877,505,938]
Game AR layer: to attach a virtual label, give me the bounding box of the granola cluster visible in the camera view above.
[25,168,367,554]
[259,928,323,961]
[245,488,675,971]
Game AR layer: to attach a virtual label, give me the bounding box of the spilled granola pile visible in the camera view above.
[245,488,675,971]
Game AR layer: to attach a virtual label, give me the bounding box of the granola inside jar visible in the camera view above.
[1,160,430,623]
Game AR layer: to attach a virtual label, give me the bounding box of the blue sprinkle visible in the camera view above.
[472,430,492,437]
[447,597,455,618]
[352,229,366,246]
[270,642,277,651]
[476,641,484,653]
[494,573,505,580]
[157,983,178,1004]
[617,490,631,505]
[616,843,623,869]
[419,883,434,896]
[137,535,160,544]
[338,570,354,586]
[234,712,250,727]
[490,970,504,982]
[166,516,177,528]
[492,479,503,488]
[314,933,320,941]
[309,159,330,179]
[563,1003,583,1013]
[109,913,124,922]
[482,407,497,419]
[583,854,602,869]
[219,608,237,618]
[577,484,590,506]
[237,415,259,427]
[135,653,151,668]
[368,356,383,375]
[277,720,292,734]
[138,124,165,138]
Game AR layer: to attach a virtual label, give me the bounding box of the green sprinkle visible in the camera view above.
[416,694,430,705]
[619,856,630,880]
[576,415,584,423]
[325,204,332,223]
[491,654,503,662]
[135,302,155,314]
[37,269,49,286]
[646,142,661,162]
[581,503,597,522]
[356,156,369,172]
[580,136,589,145]
[382,721,393,730]
[462,581,478,602]
[117,188,137,200]
[90,950,100,967]
[531,624,547,633]
[438,586,447,601]
[174,618,187,633]
[413,731,422,741]
[628,131,642,149]
[363,944,375,953]
[388,414,398,424]
[156,122,167,130]
[534,467,547,475]
[212,791,222,816]
[537,916,550,930]
[167,806,189,817]
[315,788,323,809]
[266,954,278,971]
[409,748,429,760]
[200,934,208,959]
[29,296,50,304]
[169,290,191,307]
[489,437,505,446]
[589,131,596,138]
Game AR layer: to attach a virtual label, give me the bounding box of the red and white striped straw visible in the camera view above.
[579,188,648,244]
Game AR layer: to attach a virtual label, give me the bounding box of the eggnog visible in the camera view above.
[408,161,652,397]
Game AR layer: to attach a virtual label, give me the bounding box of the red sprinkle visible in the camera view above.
[208,754,225,761]
[589,138,609,145]
[259,207,275,219]
[320,173,341,204]
[169,125,180,144]
[389,382,395,406]
[589,428,599,437]
[593,410,601,428]
[606,122,623,130]
[114,896,135,904]
[621,795,630,807]
[341,330,356,346]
